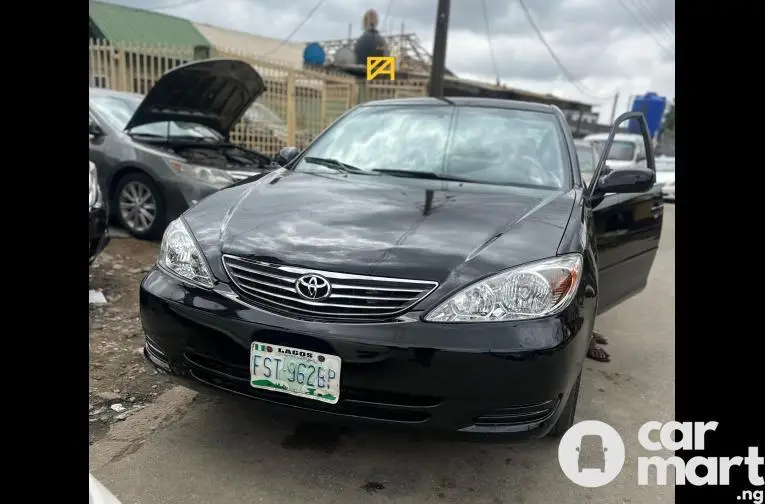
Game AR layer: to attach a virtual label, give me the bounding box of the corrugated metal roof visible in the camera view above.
[194,22,305,68]
[89,1,210,47]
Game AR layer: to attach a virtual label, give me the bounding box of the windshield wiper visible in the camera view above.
[169,135,218,143]
[303,157,367,174]
[371,169,474,183]
[127,132,163,138]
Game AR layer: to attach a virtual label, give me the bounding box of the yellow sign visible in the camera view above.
[366,56,396,81]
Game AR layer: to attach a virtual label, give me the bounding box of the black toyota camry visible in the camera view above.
[140,95,663,441]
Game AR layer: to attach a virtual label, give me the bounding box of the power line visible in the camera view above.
[616,0,675,58]
[628,0,674,47]
[381,0,395,33]
[480,0,501,86]
[631,0,674,44]
[259,0,328,57]
[516,0,614,102]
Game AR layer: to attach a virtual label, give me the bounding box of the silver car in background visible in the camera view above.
[655,156,675,201]
[574,139,598,186]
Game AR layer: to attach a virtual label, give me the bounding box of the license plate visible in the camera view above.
[250,342,341,404]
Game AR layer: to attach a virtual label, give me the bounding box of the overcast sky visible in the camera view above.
[101,0,675,124]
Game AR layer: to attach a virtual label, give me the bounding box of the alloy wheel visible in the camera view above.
[118,181,157,233]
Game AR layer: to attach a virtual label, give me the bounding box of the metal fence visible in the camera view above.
[88,39,428,156]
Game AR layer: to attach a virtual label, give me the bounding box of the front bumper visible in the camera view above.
[89,204,110,264]
[139,268,595,441]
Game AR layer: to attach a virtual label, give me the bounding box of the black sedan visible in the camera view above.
[140,97,663,441]
[89,161,109,264]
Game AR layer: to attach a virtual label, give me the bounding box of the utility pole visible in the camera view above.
[428,0,450,97]
[608,92,620,124]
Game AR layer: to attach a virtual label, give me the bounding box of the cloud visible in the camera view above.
[96,0,675,123]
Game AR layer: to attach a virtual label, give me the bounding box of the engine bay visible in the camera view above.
[171,144,273,171]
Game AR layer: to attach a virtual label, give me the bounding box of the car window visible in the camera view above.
[590,140,636,162]
[576,145,596,185]
[295,105,569,189]
[89,94,222,140]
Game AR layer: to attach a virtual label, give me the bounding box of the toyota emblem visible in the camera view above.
[295,274,331,301]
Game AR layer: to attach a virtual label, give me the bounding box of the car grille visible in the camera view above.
[222,255,439,321]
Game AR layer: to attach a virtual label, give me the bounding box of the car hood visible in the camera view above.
[183,171,576,288]
[124,59,266,137]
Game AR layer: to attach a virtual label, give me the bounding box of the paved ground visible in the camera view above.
[90,205,675,504]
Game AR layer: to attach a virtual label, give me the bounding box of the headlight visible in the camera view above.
[424,254,583,323]
[157,218,215,288]
[89,161,101,208]
[164,159,234,188]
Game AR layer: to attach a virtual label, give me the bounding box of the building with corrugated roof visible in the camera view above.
[192,22,305,69]
[89,1,211,48]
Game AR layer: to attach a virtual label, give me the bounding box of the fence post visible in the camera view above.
[320,84,328,130]
[350,81,359,107]
[114,47,127,92]
[356,80,367,105]
[286,70,297,146]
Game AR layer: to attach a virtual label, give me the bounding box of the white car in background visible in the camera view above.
[655,156,675,201]
[583,132,649,170]
[90,474,122,504]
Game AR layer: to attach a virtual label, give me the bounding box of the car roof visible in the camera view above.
[358,96,560,114]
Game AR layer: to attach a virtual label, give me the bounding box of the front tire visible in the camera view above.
[113,172,165,240]
[549,371,582,437]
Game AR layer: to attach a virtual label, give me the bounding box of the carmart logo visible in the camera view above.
[558,420,626,487]
[559,420,764,495]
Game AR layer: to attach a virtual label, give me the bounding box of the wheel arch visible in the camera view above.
[108,164,156,204]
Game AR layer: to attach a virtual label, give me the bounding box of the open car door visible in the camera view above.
[589,113,664,314]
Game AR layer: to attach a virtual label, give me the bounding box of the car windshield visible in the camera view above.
[244,103,284,124]
[656,158,675,171]
[294,105,569,189]
[590,140,636,162]
[89,94,222,140]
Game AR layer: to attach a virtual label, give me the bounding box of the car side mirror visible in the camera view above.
[586,111,656,201]
[275,146,300,166]
[89,122,103,138]
[595,167,655,194]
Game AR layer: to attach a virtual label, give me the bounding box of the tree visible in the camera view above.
[662,99,675,132]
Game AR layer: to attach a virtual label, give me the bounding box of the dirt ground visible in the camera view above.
[89,231,174,444]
